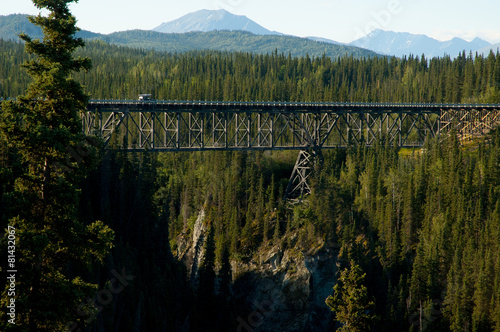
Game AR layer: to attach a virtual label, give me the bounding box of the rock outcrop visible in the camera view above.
[232,240,339,331]
[175,208,339,331]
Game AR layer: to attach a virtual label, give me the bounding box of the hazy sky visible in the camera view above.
[3,0,500,43]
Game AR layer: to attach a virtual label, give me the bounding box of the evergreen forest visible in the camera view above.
[1,12,500,331]
[1,38,500,103]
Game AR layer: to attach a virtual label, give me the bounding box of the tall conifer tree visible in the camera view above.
[326,262,376,332]
[0,1,114,330]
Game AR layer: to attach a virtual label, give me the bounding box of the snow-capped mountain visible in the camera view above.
[350,29,491,58]
[153,9,278,35]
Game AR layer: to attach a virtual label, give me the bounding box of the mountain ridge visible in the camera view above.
[1,13,495,59]
[0,14,378,59]
[152,10,494,58]
[0,13,100,40]
[477,42,500,55]
[100,29,378,58]
[350,29,491,58]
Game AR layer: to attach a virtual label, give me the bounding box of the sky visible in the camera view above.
[3,0,500,44]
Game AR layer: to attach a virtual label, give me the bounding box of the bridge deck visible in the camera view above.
[88,100,500,112]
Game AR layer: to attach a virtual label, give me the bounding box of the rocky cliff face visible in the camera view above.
[176,208,339,331]
[176,208,207,289]
[231,243,339,332]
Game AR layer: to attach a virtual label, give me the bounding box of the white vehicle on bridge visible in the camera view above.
[138,94,152,101]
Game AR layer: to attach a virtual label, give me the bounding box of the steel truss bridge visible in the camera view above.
[83,100,500,150]
[82,100,500,200]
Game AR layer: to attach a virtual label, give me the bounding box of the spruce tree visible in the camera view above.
[326,262,376,332]
[0,1,114,331]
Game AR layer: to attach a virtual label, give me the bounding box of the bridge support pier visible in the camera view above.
[283,149,323,202]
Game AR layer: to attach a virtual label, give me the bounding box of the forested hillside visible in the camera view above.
[1,39,500,103]
[98,30,378,59]
[1,35,500,331]
[0,14,377,59]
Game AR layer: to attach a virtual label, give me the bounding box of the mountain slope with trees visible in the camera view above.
[100,29,378,59]
[0,14,378,59]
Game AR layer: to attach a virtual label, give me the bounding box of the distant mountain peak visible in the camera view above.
[153,9,278,36]
[350,30,492,58]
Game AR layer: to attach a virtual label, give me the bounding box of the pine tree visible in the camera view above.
[0,1,114,330]
[326,261,376,332]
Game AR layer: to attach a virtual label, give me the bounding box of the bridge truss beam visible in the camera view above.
[82,101,499,151]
